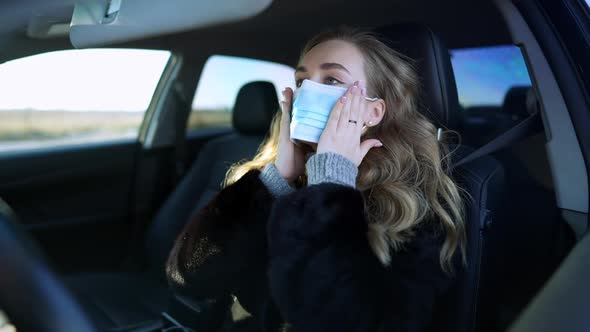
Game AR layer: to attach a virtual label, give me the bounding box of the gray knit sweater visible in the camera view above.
[259,152,358,197]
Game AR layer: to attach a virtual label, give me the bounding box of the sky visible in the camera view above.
[0,49,170,112]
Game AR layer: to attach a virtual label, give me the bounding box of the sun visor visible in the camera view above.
[69,0,272,48]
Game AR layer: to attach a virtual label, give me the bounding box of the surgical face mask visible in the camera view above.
[290,79,377,145]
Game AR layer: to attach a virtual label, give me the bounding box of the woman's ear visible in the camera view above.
[364,99,386,127]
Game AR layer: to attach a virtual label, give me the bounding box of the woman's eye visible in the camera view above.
[325,77,343,85]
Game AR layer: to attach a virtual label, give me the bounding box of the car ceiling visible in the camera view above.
[0,0,510,66]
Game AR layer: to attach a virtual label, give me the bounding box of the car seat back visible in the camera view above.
[145,81,279,279]
[376,24,506,332]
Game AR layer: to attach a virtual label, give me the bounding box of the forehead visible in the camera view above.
[299,40,364,71]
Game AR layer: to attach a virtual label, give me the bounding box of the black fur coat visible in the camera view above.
[166,169,457,332]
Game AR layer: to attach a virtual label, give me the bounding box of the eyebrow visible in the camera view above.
[295,62,351,74]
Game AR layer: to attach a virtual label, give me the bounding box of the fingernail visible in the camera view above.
[361,88,367,96]
[340,96,348,103]
[376,142,383,147]
[354,81,360,87]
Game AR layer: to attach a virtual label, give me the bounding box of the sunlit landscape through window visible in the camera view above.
[0,49,170,152]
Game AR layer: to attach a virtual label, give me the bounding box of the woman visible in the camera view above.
[166,26,466,332]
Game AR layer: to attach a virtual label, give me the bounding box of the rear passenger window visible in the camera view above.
[450,45,534,147]
[450,45,532,108]
[187,55,295,132]
[0,49,171,153]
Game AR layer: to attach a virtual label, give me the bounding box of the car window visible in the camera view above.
[188,55,295,132]
[450,45,532,108]
[0,49,171,154]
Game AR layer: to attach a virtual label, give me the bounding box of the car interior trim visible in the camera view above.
[495,0,589,215]
[141,53,183,148]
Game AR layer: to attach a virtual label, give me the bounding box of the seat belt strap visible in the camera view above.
[453,111,543,169]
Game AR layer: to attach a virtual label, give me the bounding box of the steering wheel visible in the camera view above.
[0,199,95,332]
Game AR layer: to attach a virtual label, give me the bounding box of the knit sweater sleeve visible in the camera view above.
[259,163,296,197]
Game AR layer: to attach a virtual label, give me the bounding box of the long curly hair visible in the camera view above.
[223,27,466,273]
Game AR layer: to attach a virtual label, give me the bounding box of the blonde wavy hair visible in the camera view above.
[223,27,466,273]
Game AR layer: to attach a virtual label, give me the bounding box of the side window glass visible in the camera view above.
[187,55,295,132]
[0,49,171,154]
[450,45,534,146]
[450,45,532,108]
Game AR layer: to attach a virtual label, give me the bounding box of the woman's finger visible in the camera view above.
[279,88,293,141]
[349,81,363,119]
[355,81,371,137]
[355,98,368,137]
[359,138,383,161]
[337,85,356,131]
[348,84,363,133]
[324,89,347,134]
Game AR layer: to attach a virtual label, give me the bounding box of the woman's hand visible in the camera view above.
[317,81,383,166]
[275,87,307,183]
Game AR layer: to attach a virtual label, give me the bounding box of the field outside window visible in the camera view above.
[0,49,171,153]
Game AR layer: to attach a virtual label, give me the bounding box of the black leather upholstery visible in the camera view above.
[375,25,506,332]
[233,81,279,135]
[375,23,461,130]
[66,81,279,331]
[503,86,534,119]
[145,134,268,279]
[0,199,95,332]
[432,146,506,332]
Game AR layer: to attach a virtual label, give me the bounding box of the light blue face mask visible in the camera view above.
[290,79,378,144]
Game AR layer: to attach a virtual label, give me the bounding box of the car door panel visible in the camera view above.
[0,141,138,272]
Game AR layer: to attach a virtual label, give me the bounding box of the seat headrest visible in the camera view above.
[503,86,535,118]
[233,81,279,135]
[375,24,461,130]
